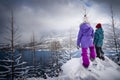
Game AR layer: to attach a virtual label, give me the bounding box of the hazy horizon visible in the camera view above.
[0,0,120,43]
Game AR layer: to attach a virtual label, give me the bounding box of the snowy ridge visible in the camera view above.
[27,56,120,80]
[62,56,120,80]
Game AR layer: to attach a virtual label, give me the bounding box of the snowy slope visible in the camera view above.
[27,56,120,80]
[61,56,120,80]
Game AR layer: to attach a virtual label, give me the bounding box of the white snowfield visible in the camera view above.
[61,56,120,80]
[27,56,120,80]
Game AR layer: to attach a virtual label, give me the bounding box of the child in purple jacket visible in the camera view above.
[77,22,96,68]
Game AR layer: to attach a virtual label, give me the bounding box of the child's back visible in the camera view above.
[77,22,96,68]
[77,22,94,48]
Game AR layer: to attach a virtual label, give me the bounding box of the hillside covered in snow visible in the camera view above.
[27,56,120,80]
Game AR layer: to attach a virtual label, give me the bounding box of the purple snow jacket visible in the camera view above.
[77,22,94,48]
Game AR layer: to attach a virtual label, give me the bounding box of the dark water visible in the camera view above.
[0,49,58,79]
[0,49,52,66]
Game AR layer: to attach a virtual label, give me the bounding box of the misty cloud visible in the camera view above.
[0,0,120,43]
[92,0,120,13]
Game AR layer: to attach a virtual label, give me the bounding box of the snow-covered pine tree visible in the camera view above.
[105,5,120,65]
[49,40,62,77]
[110,6,118,53]
[0,9,28,80]
[27,32,37,77]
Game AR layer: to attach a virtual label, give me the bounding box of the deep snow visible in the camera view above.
[61,56,120,80]
[27,56,120,80]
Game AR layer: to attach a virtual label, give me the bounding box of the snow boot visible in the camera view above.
[90,57,95,62]
[101,55,105,61]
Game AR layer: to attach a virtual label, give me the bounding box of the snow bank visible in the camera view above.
[27,56,120,80]
[61,56,120,80]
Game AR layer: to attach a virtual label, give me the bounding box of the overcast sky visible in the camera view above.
[0,0,120,43]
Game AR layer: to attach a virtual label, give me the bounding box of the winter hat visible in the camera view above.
[96,23,101,28]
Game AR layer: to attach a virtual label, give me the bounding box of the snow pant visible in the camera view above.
[95,46,105,60]
[82,45,96,67]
